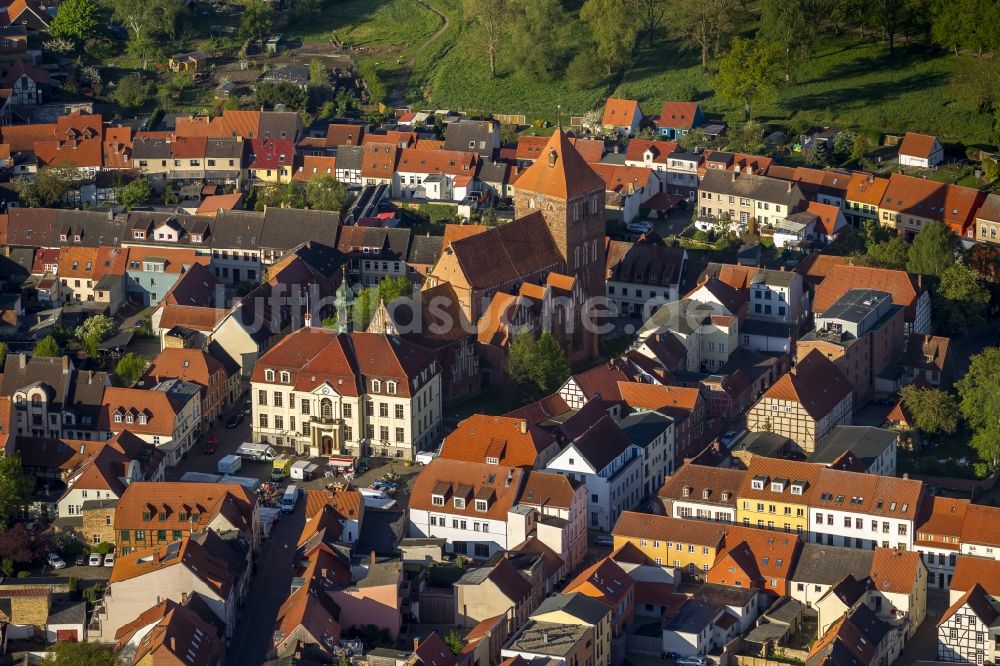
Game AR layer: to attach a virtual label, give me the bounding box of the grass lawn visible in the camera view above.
[897,428,984,479]
[401,5,995,147]
[286,0,440,47]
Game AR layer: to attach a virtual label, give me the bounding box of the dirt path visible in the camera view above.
[386,0,450,108]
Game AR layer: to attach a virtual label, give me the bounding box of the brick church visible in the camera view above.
[424,129,607,369]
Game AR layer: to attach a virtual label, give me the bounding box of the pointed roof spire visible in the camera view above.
[514,129,605,200]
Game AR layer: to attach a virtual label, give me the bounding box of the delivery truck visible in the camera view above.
[235,443,277,462]
[217,454,242,476]
[290,460,319,480]
[271,455,293,480]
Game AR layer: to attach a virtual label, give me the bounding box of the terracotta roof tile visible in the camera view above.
[656,102,699,130]
[519,470,578,509]
[914,495,967,550]
[869,548,921,594]
[512,129,605,199]
[658,463,745,506]
[759,350,852,420]
[898,132,938,159]
[612,511,727,547]
[960,503,1000,547]
[410,458,525,520]
[602,98,641,128]
[618,381,701,412]
[292,155,337,181]
[159,305,227,331]
[109,537,234,600]
[438,415,555,467]
[845,173,890,207]
[951,557,1000,596]
[564,557,633,608]
[813,264,922,321]
[738,457,823,504]
[113,481,255,535]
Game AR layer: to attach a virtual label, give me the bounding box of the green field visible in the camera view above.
[328,0,996,148]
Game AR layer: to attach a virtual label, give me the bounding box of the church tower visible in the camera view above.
[512,129,607,301]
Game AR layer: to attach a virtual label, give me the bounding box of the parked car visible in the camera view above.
[626,221,654,235]
[593,535,614,547]
[240,402,252,417]
[88,553,102,566]
[677,657,711,666]
[226,414,243,429]
[103,553,115,567]
[46,553,66,569]
[74,555,85,567]
[203,435,219,454]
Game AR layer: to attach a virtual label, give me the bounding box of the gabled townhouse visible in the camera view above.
[878,173,983,239]
[902,333,955,387]
[746,350,854,453]
[951,557,1000,607]
[0,354,109,440]
[808,468,921,550]
[897,131,944,168]
[974,192,1000,246]
[527,592,613,666]
[544,414,644,531]
[845,172,890,227]
[246,138,294,184]
[455,552,544,631]
[393,147,479,202]
[124,246,211,306]
[620,410,675,497]
[56,431,166,523]
[437,414,558,468]
[662,584,760,658]
[655,101,702,140]
[271,579,343,660]
[706,524,802,597]
[914,496,968,589]
[409,460,584,563]
[602,98,643,136]
[612,512,728,574]
[563,557,635,636]
[657,463,744,523]
[617,381,702,468]
[622,139,680,194]
[782,166,852,208]
[736,457,821,535]
[589,162,657,223]
[697,169,807,232]
[144,347,236,428]
[101,380,201,467]
[937,584,1000,665]
[808,598,901,666]
[250,328,441,460]
[788,542,877,609]
[112,481,259,556]
[798,288,904,405]
[701,150,773,177]
[959,503,1000,562]
[640,294,740,374]
[96,538,236,642]
[114,598,224,665]
[324,122,365,153]
[443,120,500,159]
[813,263,932,338]
[337,226,412,288]
[605,233,686,319]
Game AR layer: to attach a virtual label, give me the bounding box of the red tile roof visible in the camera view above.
[656,102,699,130]
[813,264,923,321]
[602,98,641,128]
[898,132,939,159]
[438,414,555,468]
[951,557,1000,596]
[624,139,679,165]
[512,129,605,199]
[564,557,634,608]
[760,350,852,420]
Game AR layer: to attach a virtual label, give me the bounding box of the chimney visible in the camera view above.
[370,551,376,568]
[321,568,328,579]
[787,182,793,192]
[170,638,176,651]
[18,354,25,369]
[62,356,70,373]
[730,171,736,182]
[413,637,420,651]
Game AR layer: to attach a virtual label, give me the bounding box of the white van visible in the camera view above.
[281,484,300,513]
[235,443,277,462]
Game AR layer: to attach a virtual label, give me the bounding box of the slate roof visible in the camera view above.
[789,543,874,585]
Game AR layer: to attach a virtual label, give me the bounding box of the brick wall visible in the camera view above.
[10,593,51,632]
[82,505,117,545]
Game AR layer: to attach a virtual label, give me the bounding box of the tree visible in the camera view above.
[117,178,151,209]
[305,176,348,212]
[984,158,999,182]
[50,0,100,43]
[76,315,115,345]
[580,0,638,75]
[872,0,907,55]
[505,331,571,398]
[864,237,910,269]
[33,166,86,207]
[109,0,182,66]
[444,630,466,655]
[628,0,668,48]
[958,347,1000,473]
[759,0,831,77]
[114,353,148,387]
[352,277,414,331]
[833,129,857,162]
[726,121,765,154]
[255,81,308,110]
[112,75,153,111]
[464,0,509,78]
[900,384,959,438]
[906,221,958,276]
[509,0,569,80]
[309,58,330,87]
[240,0,272,50]
[0,454,33,529]
[33,335,61,358]
[806,141,831,167]
[480,207,501,227]
[716,38,783,121]
[935,263,990,333]
[671,0,736,73]
[42,640,117,666]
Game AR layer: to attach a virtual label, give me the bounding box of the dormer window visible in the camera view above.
[191,234,202,243]
[770,478,787,493]
[114,413,123,423]
[475,499,488,512]
[702,489,711,499]
[371,379,381,393]
[125,414,134,424]
[280,371,291,384]
[485,456,499,465]
[142,511,151,521]
[431,494,445,507]
[454,497,465,509]
[751,476,768,491]
[682,486,692,498]
[387,381,397,395]
[791,480,806,495]
[138,415,147,425]
[721,492,731,501]
[265,369,275,382]
[134,231,145,239]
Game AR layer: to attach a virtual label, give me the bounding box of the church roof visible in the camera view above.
[513,129,605,200]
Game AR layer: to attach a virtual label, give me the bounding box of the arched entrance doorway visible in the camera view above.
[321,436,334,456]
